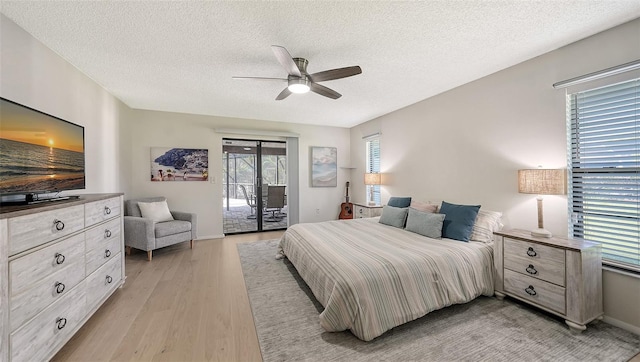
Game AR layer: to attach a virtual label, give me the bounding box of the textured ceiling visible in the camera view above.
[1,1,639,128]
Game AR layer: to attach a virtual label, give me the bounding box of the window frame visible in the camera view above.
[567,77,640,273]
[366,137,381,205]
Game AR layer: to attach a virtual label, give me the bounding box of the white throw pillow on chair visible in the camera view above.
[138,201,174,223]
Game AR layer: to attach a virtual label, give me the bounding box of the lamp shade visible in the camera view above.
[364,173,382,185]
[518,169,567,195]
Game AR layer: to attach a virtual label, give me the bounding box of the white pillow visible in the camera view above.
[470,209,503,243]
[138,201,174,223]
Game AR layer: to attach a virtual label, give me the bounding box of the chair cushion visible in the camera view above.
[138,200,174,222]
[155,220,192,238]
[125,196,167,217]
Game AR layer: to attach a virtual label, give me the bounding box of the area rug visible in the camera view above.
[237,239,640,362]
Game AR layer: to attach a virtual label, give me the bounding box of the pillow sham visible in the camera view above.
[405,207,445,239]
[410,200,438,213]
[388,196,412,208]
[439,201,481,242]
[470,209,504,243]
[138,200,174,223]
[379,205,409,228]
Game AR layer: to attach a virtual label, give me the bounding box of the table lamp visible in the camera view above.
[364,173,381,206]
[518,169,567,238]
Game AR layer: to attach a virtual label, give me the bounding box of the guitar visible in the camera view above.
[338,182,354,219]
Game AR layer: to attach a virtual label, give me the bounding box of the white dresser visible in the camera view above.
[493,229,603,332]
[0,194,125,361]
[353,203,383,219]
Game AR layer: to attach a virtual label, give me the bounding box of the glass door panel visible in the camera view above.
[262,142,287,231]
[223,139,287,234]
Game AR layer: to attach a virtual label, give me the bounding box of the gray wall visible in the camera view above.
[120,109,351,239]
[1,14,128,194]
[350,19,640,333]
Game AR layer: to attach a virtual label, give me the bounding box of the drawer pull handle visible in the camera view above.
[106,275,113,284]
[105,206,112,215]
[526,247,537,257]
[56,317,67,330]
[105,229,112,238]
[525,285,537,296]
[55,253,66,265]
[55,282,66,294]
[526,264,538,275]
[105,249,112,258]
[53,219,65,231]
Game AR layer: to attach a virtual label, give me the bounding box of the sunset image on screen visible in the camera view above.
[0,98,85,194]
[0,100,83,153]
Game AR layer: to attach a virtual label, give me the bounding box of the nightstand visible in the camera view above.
[353,203,383,219]
[493,229,603,332]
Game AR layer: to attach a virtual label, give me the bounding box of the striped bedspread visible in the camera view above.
[277,217,494,341]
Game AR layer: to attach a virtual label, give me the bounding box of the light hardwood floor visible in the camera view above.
[53,231,284,361]
[52,231,640,362]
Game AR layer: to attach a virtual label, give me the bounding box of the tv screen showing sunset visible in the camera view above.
[0,98,85,194]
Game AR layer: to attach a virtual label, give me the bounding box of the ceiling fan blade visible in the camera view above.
[271,45,302,77]
[310,83,341,99]
[309,66,362,82]
[232,76,287,81]
[276,87,292,100]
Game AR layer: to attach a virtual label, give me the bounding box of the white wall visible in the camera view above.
[121,109,350,239]
[0,15,126,194]
[350,19,640,332]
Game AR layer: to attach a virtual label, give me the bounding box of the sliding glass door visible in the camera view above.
[222,139,287,234]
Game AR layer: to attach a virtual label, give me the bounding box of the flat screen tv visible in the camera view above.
[0,97,85,202]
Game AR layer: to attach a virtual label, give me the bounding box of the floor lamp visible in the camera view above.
[364,173,381,206]
[518,169,567,238]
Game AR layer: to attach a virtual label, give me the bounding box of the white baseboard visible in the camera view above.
[196,234,225,241]
[603,315,640,335]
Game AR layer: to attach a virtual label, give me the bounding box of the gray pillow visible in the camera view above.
[379,205,409,228]
[405,207,445,239]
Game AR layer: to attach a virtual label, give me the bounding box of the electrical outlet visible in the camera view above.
[316,208,320,214]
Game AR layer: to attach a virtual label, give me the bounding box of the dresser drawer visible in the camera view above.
[504,269,566,314]
[10,281,86,362]
[10,233,85,297]
[85,197,121,227]
[85,218,121,252]
[10,258,85,331]
[86,237,121,275]
[86,253,122,311]
[504,238,565,285]
[8,205,84,256]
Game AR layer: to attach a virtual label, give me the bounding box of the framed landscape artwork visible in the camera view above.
[151,147,209,182]
[310,146,337,187]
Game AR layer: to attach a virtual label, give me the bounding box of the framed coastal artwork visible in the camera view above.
[310,146,337,187]
[150,147,209,182]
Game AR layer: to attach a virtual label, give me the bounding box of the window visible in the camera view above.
[366,138,381,205]
[568,78,640,272]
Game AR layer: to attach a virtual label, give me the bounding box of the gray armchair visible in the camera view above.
[123,197,197,261]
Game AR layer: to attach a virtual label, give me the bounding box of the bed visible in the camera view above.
[276,217,495,341]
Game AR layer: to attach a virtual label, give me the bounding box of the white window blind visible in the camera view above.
[366,138,381,205]
[568,78,640,272]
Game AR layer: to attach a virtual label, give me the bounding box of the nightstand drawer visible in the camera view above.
[504,238,565,286]
[504,269,565,314]
[504,254,565,286]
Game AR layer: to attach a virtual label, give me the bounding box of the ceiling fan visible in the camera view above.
[233,45,362,100]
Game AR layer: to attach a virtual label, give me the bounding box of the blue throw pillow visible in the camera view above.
[439,201,481,242]
[388,196,412,208]
[379,205,409,228]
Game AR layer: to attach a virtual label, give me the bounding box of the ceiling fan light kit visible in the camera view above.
[234,45,362,100]
[288,77,310,93]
